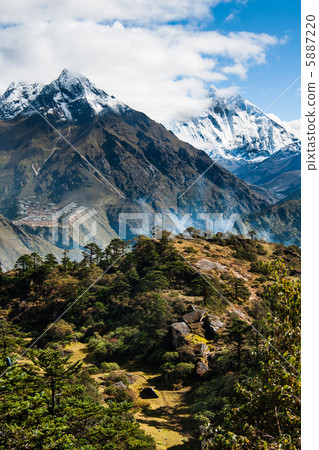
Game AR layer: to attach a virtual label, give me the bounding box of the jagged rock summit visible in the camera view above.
[0,69,129,123]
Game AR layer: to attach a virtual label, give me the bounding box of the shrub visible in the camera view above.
[184,246,196,253]
[160,362,176,373]
[162,351,179,363]
[274,244,284,256]
[47,319,74,341]
[173,362,195,381]
[256,243,267,255]
[100,362,120,373]
[138,271,169,292]
[105,386,132,403]
[250,261,271,275]
[103,372,130,387]
[87,366,100,375]
[87,334,115,364]
[233,246,257,262]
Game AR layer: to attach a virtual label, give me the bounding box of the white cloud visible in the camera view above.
[0,2,280,123]
[215,85,240,97]
[0,0,226,25]
[222,63,247,78]
[225,13,235,22]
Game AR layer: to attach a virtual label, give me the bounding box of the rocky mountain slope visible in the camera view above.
[0,70,281,269]
[0,214,69,271]
[0,70,301,267]
[244,190,301,246]
[233,143,301,196]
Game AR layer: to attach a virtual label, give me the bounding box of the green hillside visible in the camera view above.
[0,234,300,448]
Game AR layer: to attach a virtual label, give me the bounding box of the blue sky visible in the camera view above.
[0,0,300,122]
[205,0,301,120]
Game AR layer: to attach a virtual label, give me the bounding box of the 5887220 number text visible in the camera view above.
[306,15,316,66]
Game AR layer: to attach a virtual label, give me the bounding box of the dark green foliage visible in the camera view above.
[184,246,197,253]
[196,261,301,448]
[223,318,250,371]
[232,245,257,262]
[0,238,300,448]
[138,270,169,292]
[44,253,59,268]
[0,197,21,220]
[220,273,251,304]
[82,242,104,266]
[0,319,24,358]
[160,360,195,387]
[0,352,155,449]
[256,243,267,255]
[226,236,258,262]
[100,361,120,373]
[61,250,72,271]
[173,362,195,381]
[14,254,33,272]
[26,348,82,414]
[250,259,271,275]
[191,275,227,308]
[162,351,179,363]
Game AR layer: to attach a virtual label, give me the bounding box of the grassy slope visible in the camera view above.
[61,237,300,449]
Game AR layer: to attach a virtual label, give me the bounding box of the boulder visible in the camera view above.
[195,258,227,272]
[171,322,190,347]
[204,315,224,338]
[182,309,205,324]
[113,381,128,390]
[171,322,191,336]
[194,343,209,356]
[196,359,209,377]
[140,387,159,399]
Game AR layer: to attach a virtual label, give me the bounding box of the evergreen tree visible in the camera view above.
[248,230,257,240]
[30,252,42,270]
[0,319,23,359]
[107,239,128,261]
[27,348,82,414]
[204,262,301,448]
[61,250,72,271]
[224,318,249,371]
[82,243,102,266]
[44,253,58,268]
[14,254,32,272]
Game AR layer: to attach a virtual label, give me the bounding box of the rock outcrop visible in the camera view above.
[204,315,224,338]
[140,387,159,399]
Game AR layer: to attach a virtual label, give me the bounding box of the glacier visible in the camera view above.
[168,87,300,165]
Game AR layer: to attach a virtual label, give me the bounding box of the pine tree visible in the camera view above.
[27,349,82,414]
[14,254,33,272]
[44,253,58,268]
[61,250,72,271]
[224,318,249,371]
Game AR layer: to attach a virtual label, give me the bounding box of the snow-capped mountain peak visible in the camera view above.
[0,81,44,120]
[0,69,129,122]
[169,89,300,164]
[267,113,301,140]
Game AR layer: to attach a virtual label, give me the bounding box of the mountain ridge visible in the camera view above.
[0,70,299,268]
[0,69,130,124]
[169,87,300,165]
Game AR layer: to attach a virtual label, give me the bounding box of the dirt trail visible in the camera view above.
[65,343,198,449]
[129,371,197,449]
